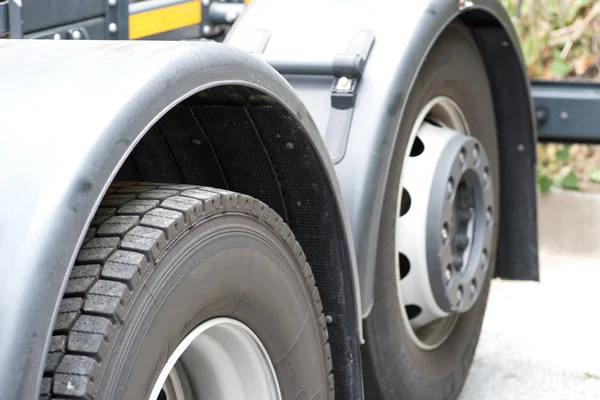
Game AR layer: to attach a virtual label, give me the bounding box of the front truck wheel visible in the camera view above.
[362,22,499,400]
[41,183,333,400]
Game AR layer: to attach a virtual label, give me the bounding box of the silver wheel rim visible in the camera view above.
[149,317,282,400]
[395,96,495,351]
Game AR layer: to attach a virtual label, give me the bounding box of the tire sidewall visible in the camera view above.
[365,22,500,400]
[94,214,329,400]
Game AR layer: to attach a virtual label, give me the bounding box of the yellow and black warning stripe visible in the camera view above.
[129,0,202,40]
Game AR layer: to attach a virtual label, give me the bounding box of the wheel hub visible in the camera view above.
[424,129,494,315]
[149,317,282,400]
[396,96,495,349]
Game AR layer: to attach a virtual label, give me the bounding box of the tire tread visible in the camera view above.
[43,182,333,399]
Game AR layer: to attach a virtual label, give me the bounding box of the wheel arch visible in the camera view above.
[360,2,541,315]
[0,40,360,399]
[375,3,542,313]
[223,0,539,321]
[458,7,540,283]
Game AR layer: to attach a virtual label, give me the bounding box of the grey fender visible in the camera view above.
[0,40,362,399]
[226,0,540,317]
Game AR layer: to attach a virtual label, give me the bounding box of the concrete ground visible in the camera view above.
[460,189,600,399]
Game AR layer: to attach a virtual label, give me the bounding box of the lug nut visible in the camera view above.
[445,265,452,282]
[454,234,469,250]
[441,225,449,242]
[480,250,488,269]
[473,145,480,161]
[486,208,493,223]
[447,179,454,196]
[482,168,489,184]
[459,148,466,164]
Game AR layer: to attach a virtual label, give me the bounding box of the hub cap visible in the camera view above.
[396,97,495,350]
[149,317,282,400]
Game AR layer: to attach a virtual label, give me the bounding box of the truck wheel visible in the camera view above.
[362,22,499,400]
[41,183,333,400]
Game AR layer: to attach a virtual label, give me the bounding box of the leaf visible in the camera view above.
[553,175,564,187]
[589,168,600,183]
[538,174,554,193]
[561,171,579,190]
[550,58,572,78]
[556,144,571,161]
[549,50,572,77]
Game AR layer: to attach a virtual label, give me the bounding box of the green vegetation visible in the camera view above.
[501,0,600,193]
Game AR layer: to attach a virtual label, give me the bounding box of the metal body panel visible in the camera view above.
[0,40,360,400]
[107,0,129,40]
[226,0,539,316]
[21,0,104,33]
[0,1,6,35]
[1,0,125,39]
[532,80,600,143]
[25,16,105,39]
[7,0,21,38]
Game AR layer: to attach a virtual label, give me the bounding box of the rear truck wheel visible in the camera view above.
[41,183,334,400]
[362,22,500,400]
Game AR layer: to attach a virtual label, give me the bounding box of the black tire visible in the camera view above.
[361,22,500,400]
[41,182,333,399]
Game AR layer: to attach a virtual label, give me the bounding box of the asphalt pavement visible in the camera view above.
[460,238,600,399]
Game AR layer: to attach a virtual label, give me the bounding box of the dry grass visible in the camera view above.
[501,0,600,192]
[502,0,600,80]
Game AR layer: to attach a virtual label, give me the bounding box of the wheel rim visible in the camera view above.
[395,97,495,350]
[149,317,282,400]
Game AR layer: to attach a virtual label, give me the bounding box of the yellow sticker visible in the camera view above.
[129,0,202,40]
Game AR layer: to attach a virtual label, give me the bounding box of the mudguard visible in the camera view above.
[0,40,361,399]
[226,0,540,317]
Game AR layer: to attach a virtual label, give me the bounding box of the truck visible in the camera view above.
[2,0,569,398]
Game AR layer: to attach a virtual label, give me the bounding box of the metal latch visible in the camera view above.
[330,29,376,110]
